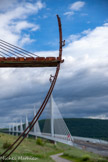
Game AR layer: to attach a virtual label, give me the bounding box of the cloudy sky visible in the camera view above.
[0,0,108,128]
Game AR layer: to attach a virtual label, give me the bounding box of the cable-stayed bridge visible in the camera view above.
[6,94,108,146]
[3,94,108,157]
[7,95,74,146]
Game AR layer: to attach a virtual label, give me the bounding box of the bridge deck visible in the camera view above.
[0,57,63,67]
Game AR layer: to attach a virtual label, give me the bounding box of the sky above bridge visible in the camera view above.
[0,0,108,128]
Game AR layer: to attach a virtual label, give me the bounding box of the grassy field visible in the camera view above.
[62,147,108,162]
[0,133,108,162]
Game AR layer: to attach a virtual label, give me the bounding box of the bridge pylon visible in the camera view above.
[12,123,15,136]
[16,121,18,136]
[26,114,29,138]
[34,106,37,138]
[20,119,23,133]
[9,124,11,135]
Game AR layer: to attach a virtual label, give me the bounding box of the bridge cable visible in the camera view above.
[0,41,36,58]
[0,44,26,57]
[0,39,39,57]
[0,51,10,57]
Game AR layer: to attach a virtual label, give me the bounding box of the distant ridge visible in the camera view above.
[64,118,108,141]
[39,118,108,141]
[1,118,108,141]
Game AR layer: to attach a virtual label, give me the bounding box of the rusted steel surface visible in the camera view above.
[0,57,63,67]
[46,57,56,61]
[0,15,64,161]
[36,57,45,61]
[25,57,35,61]
[0,57,6,61]
[6,57,16,61]
[16,57,25,61]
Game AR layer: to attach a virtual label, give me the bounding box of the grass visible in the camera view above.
[61,147,108,162]
[0,133,68,162]
[0,133,108,162]
[2,141,12,150]
[36,138,44,146]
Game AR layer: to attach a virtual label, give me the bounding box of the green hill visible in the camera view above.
[39,118,108,141]
[64,118,108,140]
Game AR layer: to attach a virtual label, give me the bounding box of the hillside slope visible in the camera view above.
[39,118,108,141]
[0,133,107,162]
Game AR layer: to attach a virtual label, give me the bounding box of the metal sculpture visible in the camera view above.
[0,15,64,161]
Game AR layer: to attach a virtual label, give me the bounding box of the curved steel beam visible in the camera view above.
[57,15,62,60]
[0,15,64,161]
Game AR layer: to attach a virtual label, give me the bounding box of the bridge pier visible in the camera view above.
[51,94,54,137]
[10,125,12,135]
[50,94,56,145]
[9,124,11,135]
[12,123,14,136]
[26,114,29,138]
[16,121,18,136]
[34,107,37,139]
[20,119,23,133]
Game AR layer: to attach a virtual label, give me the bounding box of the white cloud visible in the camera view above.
[64,1,85,16]
[63,25,108,60]
[1,23,108,98]
[1,23,108,126]
[104,23,108,26]
[0,23,108,98]
[0,0,45,45]
[81,29,91,35]
[70,1,85,11]
[64,11,74,16]
[19,34,35,46]
[66,34,81,43]
[13,21,40,33]
[88,114,108,120]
